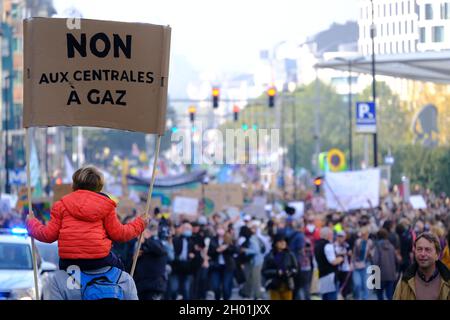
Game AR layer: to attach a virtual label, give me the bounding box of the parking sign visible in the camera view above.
[356,102,376,133]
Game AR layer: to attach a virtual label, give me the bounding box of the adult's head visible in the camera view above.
[336,231,346,244]
[191,221,200,234]
[382,220,393,232]
[359,226,370,240]
[273,233,287,252]
[294,219,305,232]
[414,220,425,234]
[414,232,441,270]
[216,225,226,238]
[72,166,104,192]
[377,228,389,240]
[320,227,333,242]
[249,220,260,235]
[181,222,193,238]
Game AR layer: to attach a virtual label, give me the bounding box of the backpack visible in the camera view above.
[256,236,266,254]
[80,267,124,300]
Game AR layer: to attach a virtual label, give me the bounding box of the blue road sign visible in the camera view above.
[356,101,376,133]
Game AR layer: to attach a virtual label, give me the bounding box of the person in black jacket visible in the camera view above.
[134,220,170,300]
[169,222,201,300]
[208,226,238,300]
[262,233,298,300]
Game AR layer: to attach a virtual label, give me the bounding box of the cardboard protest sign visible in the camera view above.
[203,184,244,214]
[172,187,202,200]
[409,195,427,209]
[172,196,199,216]
[52,184,73,203]
[324,169,380,211]
[23,18,171,134]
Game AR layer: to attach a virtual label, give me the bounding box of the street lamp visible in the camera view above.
[335,56,364,171]
[370,0,378,167]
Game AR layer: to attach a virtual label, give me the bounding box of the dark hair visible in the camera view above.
[382,220,393,231]
[377,228,389,240]
[72,166,104,192]
[415,232,441,253]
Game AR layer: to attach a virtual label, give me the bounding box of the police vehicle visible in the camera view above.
[0,228,58,300]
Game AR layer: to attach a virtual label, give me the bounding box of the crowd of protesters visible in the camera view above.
[1,177,449,300]
[107,186,450,300]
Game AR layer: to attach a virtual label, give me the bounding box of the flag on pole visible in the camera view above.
[63,154,75,184]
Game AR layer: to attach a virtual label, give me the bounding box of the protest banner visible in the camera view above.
[409,195,427,209]
[324,169,380,211]
[172,196,199,216]
[24,18,171,134]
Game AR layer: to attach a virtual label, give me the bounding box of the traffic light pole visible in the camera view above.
[291,94,298,199]
[371,0,378,167]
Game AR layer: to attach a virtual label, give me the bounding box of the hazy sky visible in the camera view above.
[53,0,359,75]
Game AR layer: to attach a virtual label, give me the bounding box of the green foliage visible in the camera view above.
[391,145,450,195]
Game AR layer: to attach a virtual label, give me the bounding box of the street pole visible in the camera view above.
[371,0,378,167]
[348,61,353,171]
[292,94,297,198]
[314,67,321,175]
[4,76,11,194]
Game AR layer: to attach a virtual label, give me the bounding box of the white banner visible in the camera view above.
[324,169,380,211]
[172,196,199,216]
[409,195,427,209]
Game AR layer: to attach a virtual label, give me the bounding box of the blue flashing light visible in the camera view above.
[11,227,28,235]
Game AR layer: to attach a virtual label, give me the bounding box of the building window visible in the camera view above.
[14,71,23,87]
[441,3,450,19]
[390,3,392,16]
[402,1,404,15]
[384,4,387,16]
[393,22,396,35]
[415,3,420,16]
[420,27,426,42]
[411,20,414,33]
[432,26,444,42]
[425,4,433,20]
[405,21,408,34]
[399,21,402,34]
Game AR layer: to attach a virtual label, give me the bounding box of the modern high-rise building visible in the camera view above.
[358,0,450,55]
[1,0,55,193]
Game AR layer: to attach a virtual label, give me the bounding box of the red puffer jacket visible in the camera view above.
[26,190,145,259]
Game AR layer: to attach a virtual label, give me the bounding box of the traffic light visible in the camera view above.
[212,87,220,108]
[242,123,248,131]
[233,105,239,122]
[313,176,323,194]
[267,87,276,108]
[188,106,196,123]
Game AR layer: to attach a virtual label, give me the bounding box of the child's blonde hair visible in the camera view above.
[72,166,104,192]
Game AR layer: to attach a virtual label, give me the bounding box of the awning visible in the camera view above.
[315,51,450,83]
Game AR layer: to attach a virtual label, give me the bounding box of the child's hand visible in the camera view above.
[139,213,150,223]
[26,211,35,221]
